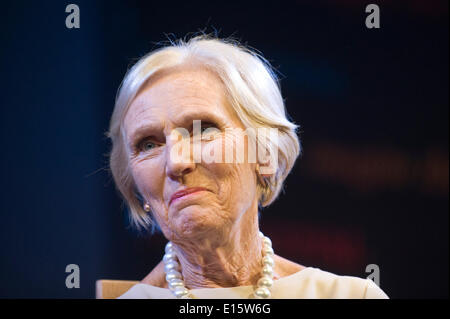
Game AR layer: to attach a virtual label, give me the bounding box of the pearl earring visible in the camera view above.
[143,203,151,212]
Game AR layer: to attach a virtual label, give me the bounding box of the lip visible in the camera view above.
[169,187,209,206]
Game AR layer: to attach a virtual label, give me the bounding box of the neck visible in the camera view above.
[170,201,263,289]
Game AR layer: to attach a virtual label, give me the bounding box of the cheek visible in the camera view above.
[130,157,164,203]
[200,131,256,167]
[201,137,256,205]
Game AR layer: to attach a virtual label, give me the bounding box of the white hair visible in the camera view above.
[108,34,302,230]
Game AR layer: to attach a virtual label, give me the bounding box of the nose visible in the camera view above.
[166,159,195,180]
[165,133,196,181]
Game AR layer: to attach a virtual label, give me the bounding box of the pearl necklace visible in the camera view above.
[163,231,275,299]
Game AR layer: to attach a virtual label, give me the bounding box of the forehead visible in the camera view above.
[123,66,236,135]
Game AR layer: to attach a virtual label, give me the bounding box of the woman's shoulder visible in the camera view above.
[273,254,308,279]
[278,266,389,299]
[117,261,172,299]
[140,260,168,288]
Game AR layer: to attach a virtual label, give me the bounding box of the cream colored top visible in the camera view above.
[118,267,389,299]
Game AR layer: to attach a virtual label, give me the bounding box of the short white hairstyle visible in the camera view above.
[108,34,302,230]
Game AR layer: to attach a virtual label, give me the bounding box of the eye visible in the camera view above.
[191,122,217,137]
[137,139,157,152]
[199,123,220,141]
[201,125,211,134]
[201,122,218,133]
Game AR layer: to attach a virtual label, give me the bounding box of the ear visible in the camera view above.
[257,157,276,177]
[256,162,275,180]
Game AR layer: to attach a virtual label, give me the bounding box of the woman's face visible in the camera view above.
[123,65,259,243]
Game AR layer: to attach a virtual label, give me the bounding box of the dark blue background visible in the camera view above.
[0,1,448,298]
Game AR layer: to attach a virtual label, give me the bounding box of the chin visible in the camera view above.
[172,205,224,238]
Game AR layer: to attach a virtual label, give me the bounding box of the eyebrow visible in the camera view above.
[172,110,227,128]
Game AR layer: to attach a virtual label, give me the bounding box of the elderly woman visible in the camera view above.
[108,35,388,299]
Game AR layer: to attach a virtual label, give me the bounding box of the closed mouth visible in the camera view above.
[169,187,208,206]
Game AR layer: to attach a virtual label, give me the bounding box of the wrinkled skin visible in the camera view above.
[123,64,304,289]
